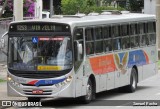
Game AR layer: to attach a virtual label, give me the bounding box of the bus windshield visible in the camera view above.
[8,36,72,71]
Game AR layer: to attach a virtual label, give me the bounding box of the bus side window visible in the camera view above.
[148,21,156,45]
[139,22,147,46]
[74,28,84,71]
[104,39,112,52]
[112,25,120,37]
[95,27,103,53]
[112,25,121,50]
[113,38,121,50]
[85,28,94,55]
[103,26,111,39]
[121,24,130,49]
[130,23,139,48]
[95,27,102,40]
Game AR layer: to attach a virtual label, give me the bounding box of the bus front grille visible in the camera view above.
[23,90,52,95]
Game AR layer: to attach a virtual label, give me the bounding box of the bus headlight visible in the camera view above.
[65,76,72,83]
[7,75,12,81]
[55,76,72,88]
[7,75,20,87]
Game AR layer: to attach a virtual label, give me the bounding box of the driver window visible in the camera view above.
[74,28,84,71]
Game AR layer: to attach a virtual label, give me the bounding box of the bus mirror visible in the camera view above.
[78,43,82,55]
[0,39,5,49]
[74,41,82,61]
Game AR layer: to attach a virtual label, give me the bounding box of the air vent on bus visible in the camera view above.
[88,12,99,16]
[102,10,122,15]
[52,14,85,18]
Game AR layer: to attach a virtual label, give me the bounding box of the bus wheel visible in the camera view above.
[81,79,94,104]
[126,68,138,92]
[28,97,41,102]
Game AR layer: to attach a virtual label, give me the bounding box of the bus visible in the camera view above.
[1,12,157,103]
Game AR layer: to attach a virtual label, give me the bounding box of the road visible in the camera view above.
[0,72,160,109]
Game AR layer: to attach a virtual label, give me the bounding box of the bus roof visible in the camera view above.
[11,13,156,27]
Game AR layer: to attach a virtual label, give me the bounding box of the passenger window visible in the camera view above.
[112,25,120,37]
[95,41,103,53]
[113,38,121,50]
[85,28,94,55]
[139,23,146,34]
[75,28,83,40]
[148,22,155,33]
[86,42,94,55]
[95,27,102,40]
[121,24,129,36]
[130,36,139,48]
[85,28,94,41]
[104,39,112,52]
[140,35,147,46]
[122,37,130,49]
[148,34,156,45]
[130,23,138,35]
[147,21,156,45]
[103,26,112,39]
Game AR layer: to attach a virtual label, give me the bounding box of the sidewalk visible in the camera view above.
[0,62,7,80]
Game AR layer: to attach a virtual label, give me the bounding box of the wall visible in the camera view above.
[144,0,156,14]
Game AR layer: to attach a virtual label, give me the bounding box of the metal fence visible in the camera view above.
[0,18,12,62]
[0,17,36,62]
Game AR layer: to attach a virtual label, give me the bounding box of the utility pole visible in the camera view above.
[50,0,54,17]
[14,0,23,21]
[156,0,160,59]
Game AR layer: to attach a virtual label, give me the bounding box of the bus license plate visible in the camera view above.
[32,90,43,94]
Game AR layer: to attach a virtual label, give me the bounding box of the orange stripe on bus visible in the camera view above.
[89,54,116,74]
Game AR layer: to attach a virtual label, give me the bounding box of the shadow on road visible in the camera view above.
[40,85,152,108]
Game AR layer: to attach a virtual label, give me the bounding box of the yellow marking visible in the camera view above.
[37,66,62,71]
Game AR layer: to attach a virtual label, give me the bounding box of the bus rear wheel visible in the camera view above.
[126,68,138,92]
[81,79,95,104]
[28,97,41,102]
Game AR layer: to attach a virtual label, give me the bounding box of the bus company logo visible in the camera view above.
[2,101,12,107]
[114,52,129,74]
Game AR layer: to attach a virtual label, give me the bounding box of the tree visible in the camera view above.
[61,0,123,15]
[129,0,144,12]
[0,0,36,18]
[61,0,86,15]
[0,0,8,18]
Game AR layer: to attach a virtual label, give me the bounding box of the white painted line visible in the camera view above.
[155,93,160,95]
[116,106,124,108]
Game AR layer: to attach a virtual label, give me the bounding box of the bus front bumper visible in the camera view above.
[7,75,75,98]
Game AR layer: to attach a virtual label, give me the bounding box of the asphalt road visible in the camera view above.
[0,71,160,109]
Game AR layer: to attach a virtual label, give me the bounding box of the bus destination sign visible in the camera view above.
[9,23,70,32]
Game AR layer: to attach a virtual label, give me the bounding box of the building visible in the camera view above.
[144,0,156,14]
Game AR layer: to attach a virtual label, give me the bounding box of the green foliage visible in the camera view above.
[129,0,144,12]
[61,0,86,15]
[0,79,6,83]
[61,0,124,15]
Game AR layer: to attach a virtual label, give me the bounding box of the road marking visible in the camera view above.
[155,93,160,95]
[116,106,124,108]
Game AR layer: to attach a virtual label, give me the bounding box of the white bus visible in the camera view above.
[1,12,157,103]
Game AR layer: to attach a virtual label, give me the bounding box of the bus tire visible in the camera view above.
[81,79,94,104]
[126,68,138,93]
[28,97,41,102]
